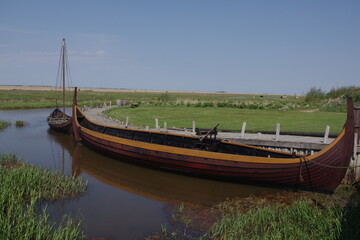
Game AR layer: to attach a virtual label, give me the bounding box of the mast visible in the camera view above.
[62,38,66,115]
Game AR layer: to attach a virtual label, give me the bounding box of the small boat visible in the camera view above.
[72,87,354,192]
[47,38,72,134]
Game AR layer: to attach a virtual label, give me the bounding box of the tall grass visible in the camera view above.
[0,120,10,130]
[0,153,87,240]
[305,86,360,107]
[209,199,341,240]
[15,120,25,127]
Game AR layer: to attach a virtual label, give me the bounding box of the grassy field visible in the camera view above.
[1,86,358,111]
[0,87,357,133]
[0,89,285,110]
[0,153,87,240]
[106,106,346,133]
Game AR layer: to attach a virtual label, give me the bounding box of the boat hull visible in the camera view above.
[48,108,72,134]
[76,126,351,192]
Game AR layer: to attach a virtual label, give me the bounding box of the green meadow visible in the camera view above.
[106,106,346,133]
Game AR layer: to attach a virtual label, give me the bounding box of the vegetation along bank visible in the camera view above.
[0,153,87,240]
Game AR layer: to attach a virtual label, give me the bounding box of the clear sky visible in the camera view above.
[0,0,359,94]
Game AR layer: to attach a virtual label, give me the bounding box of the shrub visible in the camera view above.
[305,87,325,102]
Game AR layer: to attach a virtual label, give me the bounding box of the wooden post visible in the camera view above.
[164,122,167,132]
[275,123,280,141]
[323,125,330,144]
[155,118,159,131]
[192,120,196,134]
[354,132,360,182]
[145,125,149,131]
[241,122,246,138]
[125,116,129,128]
[355,106,360,181]
[257,132,262,139]
[109,101,111,106]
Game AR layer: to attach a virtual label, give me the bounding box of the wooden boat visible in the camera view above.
[72,87,355,192]
[47,38,72,134]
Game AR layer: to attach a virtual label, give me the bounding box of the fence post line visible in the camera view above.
[192,120,196,134]
[155,118,159,131]
[241,122,246,138]
[275,123,280,141]
[164,122,167,132]
[323,125,330,144]
[125,116,129,128]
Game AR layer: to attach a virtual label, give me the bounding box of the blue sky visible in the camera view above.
[0,1,359,94]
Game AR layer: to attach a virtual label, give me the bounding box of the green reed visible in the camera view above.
[15,120,25,127]
[0,120,10,130]
[0,153,87,240]
[208,199,342,240]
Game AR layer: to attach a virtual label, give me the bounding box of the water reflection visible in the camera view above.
[1,109,280,239]
[47,125,279,206]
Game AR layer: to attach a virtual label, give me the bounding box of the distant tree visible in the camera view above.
[305,87,325,102]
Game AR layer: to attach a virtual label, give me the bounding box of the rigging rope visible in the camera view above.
[303,156,360,169]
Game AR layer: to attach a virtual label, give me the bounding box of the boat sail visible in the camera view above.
[47,38,72,134]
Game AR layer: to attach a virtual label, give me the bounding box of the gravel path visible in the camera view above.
[82,106,122,127]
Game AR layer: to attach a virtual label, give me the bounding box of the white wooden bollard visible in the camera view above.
[241,122,246,138]
[164,122,167,132]
[145,125,149,131]
[354,132,359,161]
[192,120,196,134]
[257,132,261,139]
[323,125,330,143]
[125,116,129,128]
[109,101,111,106]
[275,123,280,141]
[155,118,159,131]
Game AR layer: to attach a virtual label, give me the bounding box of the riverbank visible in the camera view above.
[0,153,87,240]
[146,184,360,239]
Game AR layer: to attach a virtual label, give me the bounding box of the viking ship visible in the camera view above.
[47,38,72,134]
[72,87,354,192]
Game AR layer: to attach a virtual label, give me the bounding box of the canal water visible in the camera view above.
[0,109,278,239]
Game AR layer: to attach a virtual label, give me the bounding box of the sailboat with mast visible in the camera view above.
[47,38,72,134]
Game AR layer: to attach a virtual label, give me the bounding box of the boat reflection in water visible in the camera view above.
[71,144,278,207]
[48,126,279,206]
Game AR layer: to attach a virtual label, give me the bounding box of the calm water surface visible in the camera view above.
[0,109,279,239]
